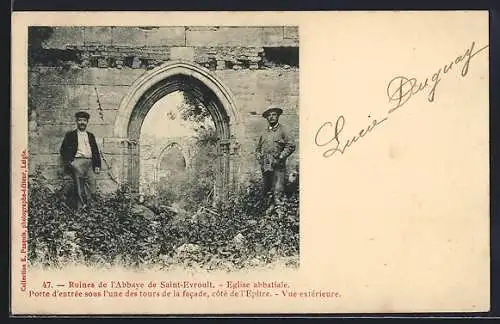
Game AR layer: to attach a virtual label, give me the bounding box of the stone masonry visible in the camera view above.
[28,26,299,194]
[140,135,198,194]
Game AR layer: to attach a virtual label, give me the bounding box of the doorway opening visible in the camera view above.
[139,90,218,208]
[114,61,240,203]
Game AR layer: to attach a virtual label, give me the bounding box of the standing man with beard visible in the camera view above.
[60,111,101,211]
[256,106,296,211]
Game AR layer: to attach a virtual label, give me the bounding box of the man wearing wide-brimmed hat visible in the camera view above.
[60,111,101,211]
[256,106,296,209]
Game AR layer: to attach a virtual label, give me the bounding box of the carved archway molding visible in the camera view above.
[114,60,241,139]
[112,60,242,199]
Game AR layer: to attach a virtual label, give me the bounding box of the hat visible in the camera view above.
[262,106,283,118]
[75,111,90,120]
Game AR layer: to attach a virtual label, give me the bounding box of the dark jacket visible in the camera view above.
[60,130,101,172]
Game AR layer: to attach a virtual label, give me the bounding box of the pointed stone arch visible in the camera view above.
[155,142,187,183]
[113,60,242,200]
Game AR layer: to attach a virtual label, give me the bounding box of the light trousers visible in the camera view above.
[70,157,96,209]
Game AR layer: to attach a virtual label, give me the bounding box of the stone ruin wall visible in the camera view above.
[28,26,299,193]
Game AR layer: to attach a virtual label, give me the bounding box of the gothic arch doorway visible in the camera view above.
[114,61,241,201]
[155,142,187,184]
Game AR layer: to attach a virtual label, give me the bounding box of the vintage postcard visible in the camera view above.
[11,11,489,315]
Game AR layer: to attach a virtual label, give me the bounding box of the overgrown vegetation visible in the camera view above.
[27,168,300,271]
[28,87,299,270]
[153,124,219,210]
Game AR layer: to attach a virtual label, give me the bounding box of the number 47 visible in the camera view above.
[42,281,51,288]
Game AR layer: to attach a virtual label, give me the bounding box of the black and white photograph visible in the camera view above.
[27,26,300,271]
[12,10,491,316]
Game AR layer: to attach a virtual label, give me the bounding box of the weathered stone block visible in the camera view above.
[111,27,147,47]
[42,27,85,49]
[139,48,170,61]
[102,138,128,155]
[100,153,126,183]
[186,26,218,32]
[255,70,300,96]
[29,134,66,154]
[29,153,62,167]
[84,27,113,45]
[240,95,299,117]
[145,27,186,46]
[235,95,268,115]
[29,85,67,110]
[34,67,82,85]
[283,26,299,40]
[36,109,60,123]
[96,109,119,125]
[66,85,129,110]
[32,66,138,87]
[50,137,65,154]
[79,68,146,86]
[88,124,115,139]
[275,38,299,47]
[260,26,286,45]
[244,118,268,136]
[213,70,259,95]
[58,108,117,125]
[37,124,70,139]
[66,86,97,110]
[186,27,286,47]
[170,47,195,61]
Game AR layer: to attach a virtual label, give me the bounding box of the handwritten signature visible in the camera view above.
[315,41,489,158]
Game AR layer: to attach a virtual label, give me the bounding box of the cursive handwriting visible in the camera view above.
[315,115,388,157]
[315,40,488,158]
[386,41,488,113]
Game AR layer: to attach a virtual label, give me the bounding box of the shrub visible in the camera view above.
[27,168,300,270]
[28,175,159,268]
